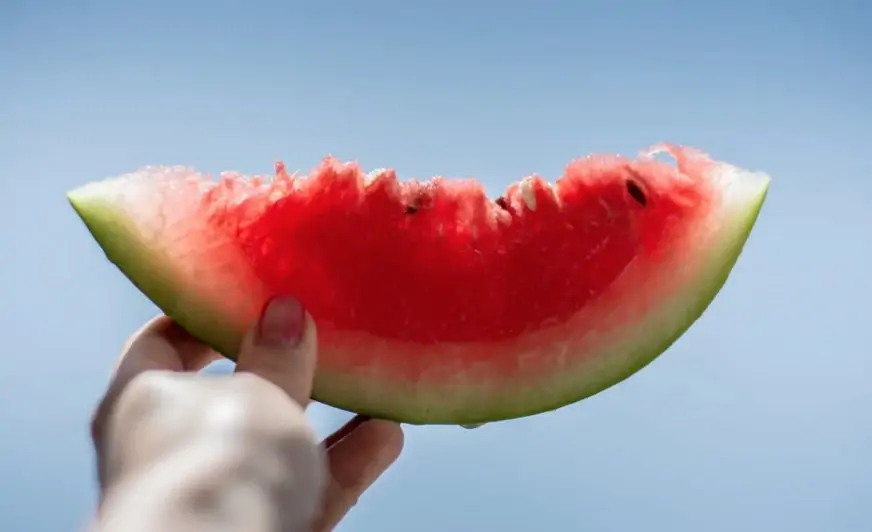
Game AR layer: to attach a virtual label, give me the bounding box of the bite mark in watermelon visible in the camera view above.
[68,143,769,425]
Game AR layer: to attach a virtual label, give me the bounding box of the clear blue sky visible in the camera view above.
[2,1,870,531]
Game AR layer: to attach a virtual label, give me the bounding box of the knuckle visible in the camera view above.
[231,370,271,392]
[223,373,322,447]
[232,371,301,412]
[276,416,322,451]
[112,370,184,424]
[90,372,173,446]
[123,370,178,404]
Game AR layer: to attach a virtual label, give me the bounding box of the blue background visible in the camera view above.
[2,1,870,530]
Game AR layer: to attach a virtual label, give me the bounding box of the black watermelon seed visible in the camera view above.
[625,179,647,207]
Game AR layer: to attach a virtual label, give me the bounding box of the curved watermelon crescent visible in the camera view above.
[68,148,769,425]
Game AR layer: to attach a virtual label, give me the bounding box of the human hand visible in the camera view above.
[89,295,404,532]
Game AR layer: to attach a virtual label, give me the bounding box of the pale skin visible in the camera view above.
[89,295,405,532]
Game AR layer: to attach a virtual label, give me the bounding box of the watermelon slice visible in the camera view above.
[68,143,768,425]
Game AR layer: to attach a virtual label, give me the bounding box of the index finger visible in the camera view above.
[110,316,220,389]
[92,316,220,445]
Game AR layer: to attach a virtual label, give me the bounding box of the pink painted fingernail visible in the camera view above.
[256,295,306,347]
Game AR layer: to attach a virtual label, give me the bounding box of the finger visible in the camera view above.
[235,294,317,407]
[96,316,219,425]
[111,316,221,386]
[324,415,370,450]
[314,418,404,532]
[92,316,220,486]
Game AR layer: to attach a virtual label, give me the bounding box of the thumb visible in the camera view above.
[235,294,318,408]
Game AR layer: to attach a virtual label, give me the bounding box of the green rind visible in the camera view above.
[67,191,246,359]
[68,173,769,425]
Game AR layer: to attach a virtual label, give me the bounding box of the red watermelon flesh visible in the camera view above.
[68,143,769,425]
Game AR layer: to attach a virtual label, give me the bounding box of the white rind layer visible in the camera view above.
[68,149,769,424]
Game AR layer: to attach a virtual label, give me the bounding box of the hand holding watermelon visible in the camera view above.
[73,144,768,531]
[89,295,404,532]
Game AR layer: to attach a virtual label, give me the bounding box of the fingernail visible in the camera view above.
[256,295,306,347]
